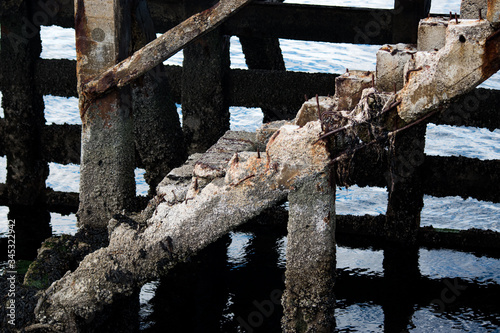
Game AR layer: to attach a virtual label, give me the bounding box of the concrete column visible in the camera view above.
[130,0,186,193]
[461,0,487,19]
[0,2,51,258]
[282,172,336,333]
[181,0,231,154]
[76,0,136,231]
[239,0,289,122]
[393,0,431,43]
[385,124,426,244]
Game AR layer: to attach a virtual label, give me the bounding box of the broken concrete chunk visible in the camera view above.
[417,17,449,51]
[397,19,495,122]
[376,43,417,92]
[335,70,374,111]
[161,153,203,183]
[294,96,336,127]
[192,130,258,179]
[256,119,292,149]
[225,151,263,186]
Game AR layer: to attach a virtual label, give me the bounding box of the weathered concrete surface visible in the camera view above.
[76,0,136,230]
[385,123,426,245]
[32,122,332,331]
[295,96,336,127]
[181,21,231,154]
[238,0,289,121]
[397,19,498,122]
[193,131,257,179]
[487,0,500,24]
[282,172,336,332]
[393,0,431,43]
[376,44,417,92]
[131,0,186,193]
[257,119,293,150]
[0,3,51,258]
[417,17,448,51]
[461,0,488,19]
[335,70,374,111]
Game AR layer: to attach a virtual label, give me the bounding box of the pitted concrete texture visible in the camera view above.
[397,19,495,122]
[376,43,417,92]
[417,17,449,51]
[335,70,374,111]
[192,131,258,179]
[461,0,487,19]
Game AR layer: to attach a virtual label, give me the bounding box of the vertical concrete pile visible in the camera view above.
[0,0,51,257]
[130,0,186,191]
[76,0,136,231]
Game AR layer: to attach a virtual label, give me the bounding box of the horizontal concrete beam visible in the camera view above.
[223,3,395,44]
[35,59,77,98]
[29,59,500,130]
[2,122,499,204]
[422,155,500,202]
[336,214,500,256]
[0,183,78,215]
[15,1,396,44]
[42,124,81,165]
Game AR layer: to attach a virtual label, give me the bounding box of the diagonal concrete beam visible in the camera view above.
[396,15,500,123]
[32,122,334,331]
[82,0,252,100]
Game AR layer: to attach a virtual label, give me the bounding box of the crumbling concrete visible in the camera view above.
[131,0,186,193]
[76,0,136,231]
[397,18,498,123]
[31,121,334,332]
[376,44,417,92]
[335,70,374,111]
[295,96,336,127]
[417,17,449,51]
[282,172,336,332]
[461,0,488,19]
[23,5,500,331]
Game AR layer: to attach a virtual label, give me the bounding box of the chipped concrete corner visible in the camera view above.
[396,11,500,123]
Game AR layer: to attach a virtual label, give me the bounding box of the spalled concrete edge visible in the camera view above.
[397,19,495,123]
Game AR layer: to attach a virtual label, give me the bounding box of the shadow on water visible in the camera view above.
[140,208,288,333]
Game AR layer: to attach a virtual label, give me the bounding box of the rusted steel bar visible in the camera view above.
[82,0,252,100]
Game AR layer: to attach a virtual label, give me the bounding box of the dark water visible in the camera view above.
[135,214,500,333]
[0,204,499,332]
